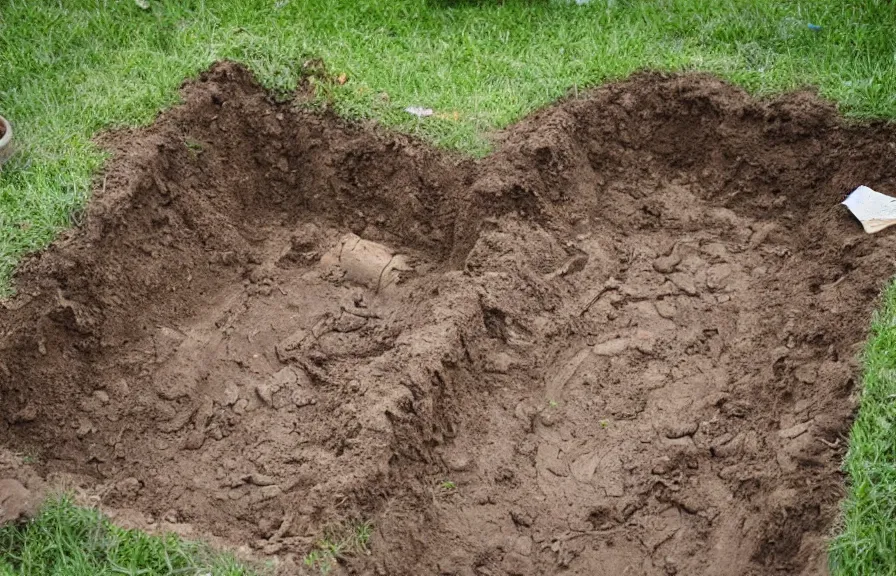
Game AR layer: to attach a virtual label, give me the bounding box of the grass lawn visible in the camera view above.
[831,281,896,576]
[1,0,896,574]
[0,498,252,576]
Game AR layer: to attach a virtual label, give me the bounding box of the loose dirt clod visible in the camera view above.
[0,478,35,523]
[2,62,896,575]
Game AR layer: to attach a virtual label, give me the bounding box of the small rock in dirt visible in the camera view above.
[655,299,677,319]
[486,351,516,374]
[275,328,310,362]
[271,366,298,387]
[592,338,629,357]
[515,437,537,456]
[779,420,812,439]
[183,430,205,450]
[664,421,698,439]
[510,509,533,527]
[159,405,197,433]
[255,384,274,407]
[652,456,674,475]
[11,405,37,424]
[112,477,142,499]
[110,379,130,399]
[292,389,315,408]
[701,242,728,260]
[222,382,240,406]
[182,430,206,450]
[512,535,533,556]
[0,479,36,524]
[262,541,284,555]
[669,273,698,296]
[706,264,733,291]
[539,410,560,427]
[653,253,681,274]
[259,485,282,500]
[633,330,656,354]
[711,433,744,458]
[748,223,776,250]
[794,365,817,384]
[75,418,96,439]
[248,473,277,486]
[93,390,110,405]
[444,452,473,472]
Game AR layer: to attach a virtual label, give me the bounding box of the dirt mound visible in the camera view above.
[3,62,896,575]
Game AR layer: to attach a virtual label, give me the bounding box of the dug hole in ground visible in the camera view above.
[2,62,895,575]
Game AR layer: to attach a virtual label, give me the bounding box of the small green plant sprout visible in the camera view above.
[303,546,338,575]
[352,521,373,552]
[184,138,203,154]
[439,480,457,491]
[599,419,610,429]
[548,399,559,408]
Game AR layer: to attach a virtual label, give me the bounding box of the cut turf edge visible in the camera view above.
[0,496,260,576]
[831,279,896,576]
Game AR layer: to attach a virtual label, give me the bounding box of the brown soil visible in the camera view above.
[3,62,896,575]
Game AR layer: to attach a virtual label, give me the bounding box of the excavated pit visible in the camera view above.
[3,62,896,575]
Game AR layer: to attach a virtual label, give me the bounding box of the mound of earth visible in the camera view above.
[2,62,896,575]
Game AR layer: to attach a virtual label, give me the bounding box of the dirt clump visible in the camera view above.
[2,62,896,575]
[0,478,36,524]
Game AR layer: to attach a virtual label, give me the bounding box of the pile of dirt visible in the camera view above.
[2,62,896,575]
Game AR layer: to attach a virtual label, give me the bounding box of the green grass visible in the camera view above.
[302,521,373,575]
[2,0,896,292]
[0,497,255,576]
[2,0,896,574]
[831,283,896,576]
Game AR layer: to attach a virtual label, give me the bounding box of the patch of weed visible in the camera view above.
[302,521,374,574]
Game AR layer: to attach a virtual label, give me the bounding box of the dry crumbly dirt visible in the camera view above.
[2,62,896,575]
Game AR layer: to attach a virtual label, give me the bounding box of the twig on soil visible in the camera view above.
[545,254,588,281]
[578,277,621,316]
[818,437,840,449]
[341,305,381,319]
[541,527,626,555]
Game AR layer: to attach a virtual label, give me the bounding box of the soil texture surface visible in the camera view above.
[3,62,896,575]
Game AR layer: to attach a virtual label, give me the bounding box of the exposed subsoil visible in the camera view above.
[3,62,896,575]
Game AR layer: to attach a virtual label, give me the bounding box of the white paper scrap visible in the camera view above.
[842,185,896,234]
[404,106,434,118]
